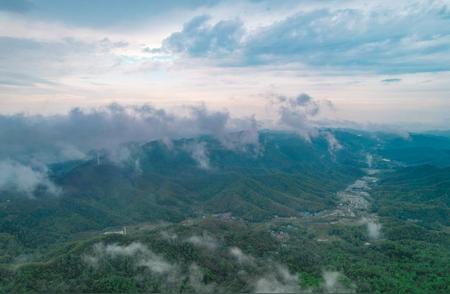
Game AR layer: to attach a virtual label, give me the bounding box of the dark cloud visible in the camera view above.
[162,15,244,58]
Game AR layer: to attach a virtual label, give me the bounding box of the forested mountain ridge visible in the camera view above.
[0,131,365,248]
[0,130,449,293]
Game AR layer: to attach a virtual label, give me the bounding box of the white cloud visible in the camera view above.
[229,247,253,265]
[186,233,218,250]
[324,131,343,154]
[188,263,219,293]
[254,265,301,293]
[161,15,244,58]
[323,271,340,291]
[367,221,382,240]
[84,242,174,274]
[360,217,382,240]
[0,160,60,197]
[160,1,450,74]
[0,103,260,165]
[366,153,373,168]
[322,271,355,293]
[184,141,210,170]
[270,93,335,142]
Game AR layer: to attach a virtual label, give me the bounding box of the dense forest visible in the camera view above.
[0,131,449,293]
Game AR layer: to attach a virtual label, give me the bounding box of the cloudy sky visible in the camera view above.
[1,0,450,129]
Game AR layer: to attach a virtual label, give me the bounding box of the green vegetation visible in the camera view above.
[0,131,449,292]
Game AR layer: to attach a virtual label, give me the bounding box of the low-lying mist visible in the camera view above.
[0,93,341,197]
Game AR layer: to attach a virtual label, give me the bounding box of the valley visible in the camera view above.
[0,131,449,293]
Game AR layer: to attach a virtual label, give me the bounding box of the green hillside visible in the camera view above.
[0,130,449,293]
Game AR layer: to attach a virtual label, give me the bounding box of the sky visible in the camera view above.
[1,0,450,129]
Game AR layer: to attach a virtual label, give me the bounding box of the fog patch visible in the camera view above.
[367,221,382,240]
[83,241,224,292]
[229,247,253,265]
[189,263,220,293]
[0,160,60,197]
[83,242,174,274]
[58,144,87,161]
[0,103,261,167]
[360,217,382,240]
[160,231,178,240]
[220,116,261,153]
[160,137,174,150]
[254,265,300,293]
[324,131,343,154]
[366,154,373,168]
[106,145,134,165]
[322,271,355,293]
[183,142,210,169]
[186,233,218,250]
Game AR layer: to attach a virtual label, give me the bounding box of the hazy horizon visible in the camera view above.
[1,0,450,130]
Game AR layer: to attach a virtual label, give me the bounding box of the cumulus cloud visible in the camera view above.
[84,241,225,292]
[163,1,450,73]
[0,101,267,197]
[0,160,60,197]
[161,15,244,58]
[1,97,338,196]
[0,91,346,198]
[269,93,341,153]
[190,104,230,135]
[227,116,260,151]
[189,105,260,151]
[272,93,322,140]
